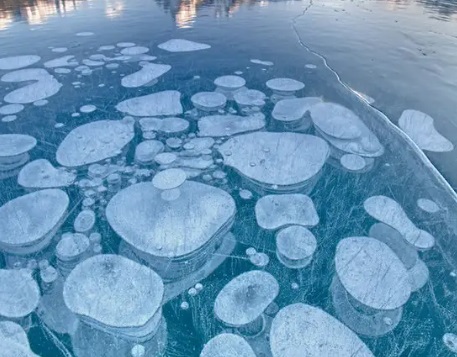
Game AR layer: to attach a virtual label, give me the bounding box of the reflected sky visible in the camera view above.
[1,0,456,30]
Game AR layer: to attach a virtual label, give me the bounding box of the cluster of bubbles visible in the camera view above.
[0,34,456,357]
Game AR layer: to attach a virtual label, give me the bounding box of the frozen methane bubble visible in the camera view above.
[218,132,329,193]
[63,254,164,329]
[340,154,367,171]
[0,269,40,318]
[198,113,266,137]
[0,321,30,349]
[106,181,235,280]
[117,42,135,47]
[398,109,454,152]
[0,338,39,357]
[1,68,62,104]
[0,55,41,70]
[0,104,24,115]
[139,117,190,136]
[270,304,374,357]
[310,102,384,158]
[364,195,435,250]
[56,233,90,266]
[155,152,177,165]
[56,119,135,167]
[80,104,97,113]
[116,90,183,116]
[0,189,69,253]
[158,39,211,52]
[121,63,171,88]
[120,46,150,55]
[191,92,227,111]
[214,270,279,327]
[417,198,440,213]
[0,134,36,158]
[266,78,305,95]
[407,258,429,292]
[152,168,187,190]
[44,55,76,68]
[233,89,266,108]
[134,140,164,165]
[272,97,322,128]
[250,59,274,66]
[335,237,411,310]
[74,210,96,233]
[18,159,76,188]
[200,333,256,357]
[276,225,317,268]
[52,47,68,53]
[443,333,457,353]
[214,75,246,91]
[368,223,418,269]
[255,194,318,230]
[76,32,94,36]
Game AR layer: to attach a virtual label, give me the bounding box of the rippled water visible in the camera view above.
[0,0,457,356]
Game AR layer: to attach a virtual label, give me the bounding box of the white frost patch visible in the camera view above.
[121,63,171,88]
[120,46,149,56]
[76,32,94,36]
[56,119,135,167]
[270,304,374,357]
[255,194,319,230]
[198,113,265,137]
[364,195,435,250]
[250,59,274,66]
[158,39,211,52]
[417,198,440,213]
[52,47,68,53]
[80,104,97,113]
[0,55,41,70]
[116,90,183,116]
[44,55,76,68]
[0,104,24,115]
[398,109,454,152]
[18,159,76,188]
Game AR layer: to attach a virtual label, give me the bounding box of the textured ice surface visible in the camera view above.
[121,63,171,88]
[335,237,411,310]
[0,55,41,70]
[56,119,135,167]
[272,97,322,122]
[18,159,76,188]
[214,270,279,326]
[218,132,329,190]
[398,109,454,152]
[0,134,36,157]
[364,195,435,250]
[64,254,164,328]
[116,90,183,116]
[255,194,318,230]
[0,269,40,318]
[158,39,211,52]
[270,304,374,357]
[106,181,235,258]
[198,113,265,137]
[0,189,69,248]
[200,333,256,357]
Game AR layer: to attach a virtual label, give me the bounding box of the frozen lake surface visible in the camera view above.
[0,0,457,356]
